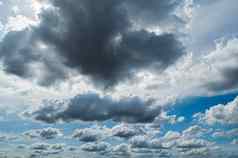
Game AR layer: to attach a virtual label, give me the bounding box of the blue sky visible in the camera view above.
[0,0,238,158]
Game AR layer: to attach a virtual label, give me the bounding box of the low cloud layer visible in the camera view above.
[0,0,184,88]
[24,93,161,123]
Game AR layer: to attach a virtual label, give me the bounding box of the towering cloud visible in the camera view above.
[0,0,184,87]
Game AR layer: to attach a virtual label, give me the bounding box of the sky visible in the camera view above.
[0,0,238,157]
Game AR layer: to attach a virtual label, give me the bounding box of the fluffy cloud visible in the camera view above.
[23,127,63,139]
[204,38,238,92]
[152,111,185,126]
[129,135,167,149]
[202,96,238,125]
[80,142,110,153]
[72,127,105,142]
[23,92,161,123]
[182,125,208,138]
[163,131,181,141]
[0,0,184,88]
[111,123,145,138]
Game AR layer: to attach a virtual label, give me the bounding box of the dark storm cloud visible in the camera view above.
[0,0,184,87]
[24,93,161,123]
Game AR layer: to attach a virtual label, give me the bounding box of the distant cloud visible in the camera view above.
[112,123,145,138]
[212,128,238,138]
[80,142,110,153]
[30,143,65,156]
[111,143,131,156]
[72,127,106,142]
[176,138,211,149]
[182,125,209,138]
[23,127,63,139]
[129,135,167,149]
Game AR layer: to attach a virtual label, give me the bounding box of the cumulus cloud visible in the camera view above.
[23,93,161,123]
[152,111,185,126]
[204,38,238,91]
[202,96,238,125]
[129,135,167,149]
[163,131,181,141]
[23,127,63,139]
[111,123,145,138]
[160,125,212,150]
[0,0,185,88]
[182,125,208,138]
[80,142,110,153]
[72,127,106,142]
[132,37,238,101]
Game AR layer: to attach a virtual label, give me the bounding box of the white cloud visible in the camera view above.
[163,131,181,141]
[129,135,167,149]
[203,96,238,125]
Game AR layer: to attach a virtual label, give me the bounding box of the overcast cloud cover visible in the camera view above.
[0,0,238,157]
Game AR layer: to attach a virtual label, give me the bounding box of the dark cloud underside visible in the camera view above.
[0,0,184,87]
[24,93,161,123]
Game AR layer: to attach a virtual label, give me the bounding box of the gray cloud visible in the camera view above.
[72,128,104,142]
[30,143,65,156]
[80,142,110,153]
[0,0,184,88]
[24,93,161,123]
[111,143,131,156]
[112,123,145,138]
[176,139,210,149]
[208,67,238,91]
[129,135,167,149]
